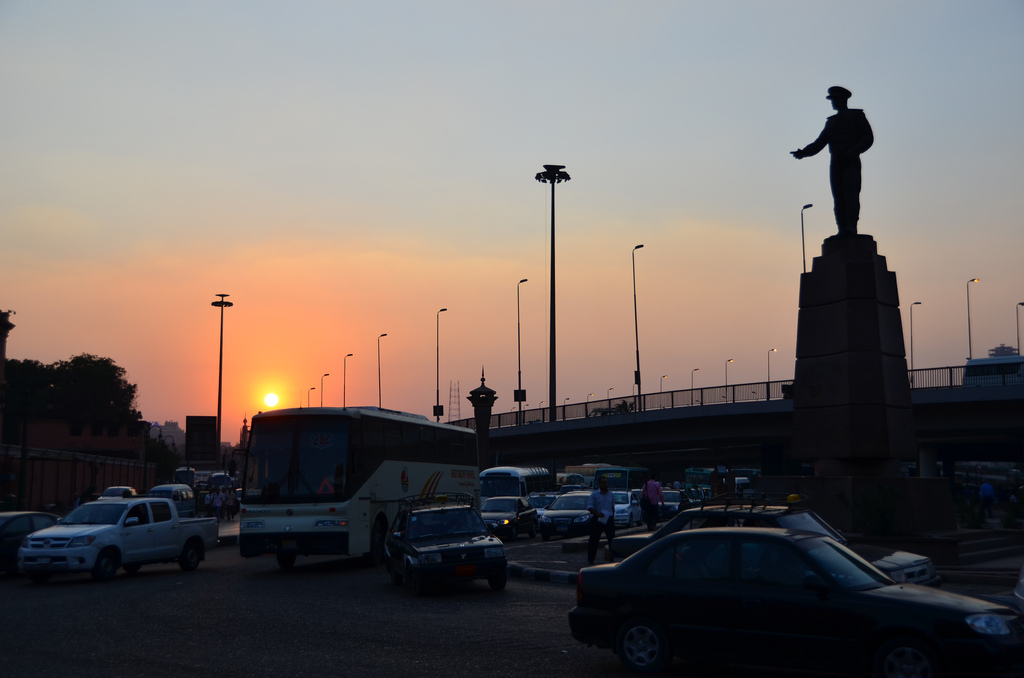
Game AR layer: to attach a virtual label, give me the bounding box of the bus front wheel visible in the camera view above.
[365,516,387,566]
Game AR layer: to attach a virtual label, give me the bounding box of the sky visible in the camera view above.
[2,1,1022,444]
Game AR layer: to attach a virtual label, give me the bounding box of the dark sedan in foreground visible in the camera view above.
[570,528,1024,676]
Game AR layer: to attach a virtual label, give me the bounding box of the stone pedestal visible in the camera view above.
[792,234,916,473]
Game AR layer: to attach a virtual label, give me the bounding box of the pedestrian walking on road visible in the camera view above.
[641,473,665,531]
[586,476,616,565]
[980,481,996,519]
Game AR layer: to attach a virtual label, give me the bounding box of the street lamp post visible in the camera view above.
[631,244,644,412]
[1017,303,1024,357]
[343,354,353,407]
[321,373,329,407]
[691,368,699,406]
[910,302,922,376]
[725,359,734,402]
[800,204,813,274]
[535,164,570,424]
[211,294,233,456]
[660,375,668,393]
[516,278,528,425]
[435,308,447,421]
[607,387,614,401]
[307,387,315,408]
[767,348,776,400]
[377,333,387,408]
[967,278,979,360]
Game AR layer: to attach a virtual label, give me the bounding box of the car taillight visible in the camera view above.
[577,571,583,603]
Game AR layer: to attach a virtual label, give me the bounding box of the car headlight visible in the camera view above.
[888,568,907,583]
[574,514,592,523]
[966,614,1011,636]
[539,515,552,523]
[68,536,97,548]
[502,518,511,525]
[484,546,504,559]
[418,553,442,565]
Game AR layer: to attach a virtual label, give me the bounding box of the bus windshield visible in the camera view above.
[245,415,351,504]
[480,476,521,498]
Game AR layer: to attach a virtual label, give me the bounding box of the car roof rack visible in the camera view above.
[399,493,476,510]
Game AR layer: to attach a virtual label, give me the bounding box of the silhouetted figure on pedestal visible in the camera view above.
[792,86,873,236]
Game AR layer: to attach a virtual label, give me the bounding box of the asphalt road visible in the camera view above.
[0,544,1014,678]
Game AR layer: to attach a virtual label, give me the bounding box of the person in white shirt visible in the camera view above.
[586,476,617,565]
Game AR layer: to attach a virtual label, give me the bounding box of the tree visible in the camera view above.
[2,353,142,443]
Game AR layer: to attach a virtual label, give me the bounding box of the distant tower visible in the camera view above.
[447,381,461,421]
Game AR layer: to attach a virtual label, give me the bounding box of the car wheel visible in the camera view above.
[123,564,142,575]
[364,516,387,566]
[276,552,297,570]
[488,569,507,591]
[873,636,942,678]
[406,568,424,597]
[91,548,120,582]
[179,540,202,571]
[617,618,671,675]
[29,572,51,584]
[509,525,518,541]
[528,523,537,539]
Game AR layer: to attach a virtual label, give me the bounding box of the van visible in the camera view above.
[147,484,197,518]
[964,356,1024,386]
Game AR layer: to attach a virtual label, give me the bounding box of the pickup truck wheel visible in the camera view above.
[276,552,297,570]
[123,564,142,575]
[91,548,120,582]
[29,572,51,584]
[179,541,202,571]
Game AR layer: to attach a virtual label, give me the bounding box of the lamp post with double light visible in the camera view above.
[632,244,644,411]
[535,164,570,424]
[516,278,528,424]
[343,354,353,407]
[377,334,387,407]
[435,308,447,421]
[967,278,979,360]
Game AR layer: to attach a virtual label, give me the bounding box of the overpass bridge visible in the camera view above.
[452,366,1024,477]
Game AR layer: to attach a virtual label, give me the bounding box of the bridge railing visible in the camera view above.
[452,365,982,430]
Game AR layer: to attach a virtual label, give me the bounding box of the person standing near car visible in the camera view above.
[586,476,616,565]
[641,473,665,531]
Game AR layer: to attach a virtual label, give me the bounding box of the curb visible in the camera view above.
[508,562,577,585]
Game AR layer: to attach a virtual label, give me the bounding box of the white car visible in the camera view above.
[612,491,641,528]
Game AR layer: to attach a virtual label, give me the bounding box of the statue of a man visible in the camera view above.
[792,86,873,236]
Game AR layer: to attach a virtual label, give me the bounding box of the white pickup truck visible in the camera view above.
[19,497,219,583]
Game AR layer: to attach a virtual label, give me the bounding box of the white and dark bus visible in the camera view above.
[964,356,1024,386]
[239,407,479,570]
[479,466,553,500]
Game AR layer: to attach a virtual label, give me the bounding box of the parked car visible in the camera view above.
[526,492,556,520]
[480,496,537,540]
[570,527,1024,676]
[147,483,197,518]
[0,511,59,573]
[19,497,219,583]
[657,490,684,520]
[384,494,507,596]
[538,491,593,541]
[610,498,940,586]
[98,486,137,499]
[612,491,641,528]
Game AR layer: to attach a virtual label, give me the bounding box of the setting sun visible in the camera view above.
[264,393,279,407]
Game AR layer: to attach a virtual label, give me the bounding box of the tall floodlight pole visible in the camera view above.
[435,308,447,421]
[516,278,528,425]
[321,373,329,407]
[910,302,922,377]
[377,333,387,407]
[535,164,570,424]
[343,354,353,407]
[967,278,979,360]
[632,244,644,411]
[211,294,233,455]
[800,204,813,274]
